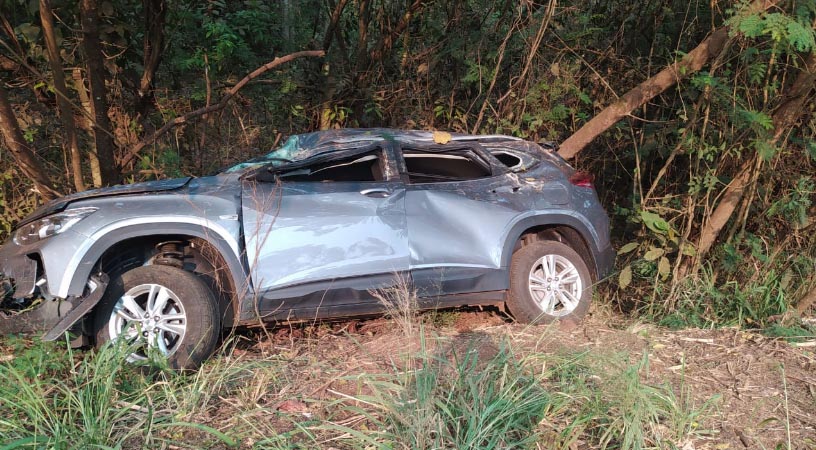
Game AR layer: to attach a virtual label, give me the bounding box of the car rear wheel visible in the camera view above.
[94,265,220,369]
[507,240,592,324]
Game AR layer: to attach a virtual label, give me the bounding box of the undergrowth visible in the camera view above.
[0,314,717,449]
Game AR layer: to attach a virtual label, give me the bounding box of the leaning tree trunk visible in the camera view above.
[80,0,119,186]
[40,0,85,192]
[0,83,60,201]
[694,51,816,261]
[557,0,776,159]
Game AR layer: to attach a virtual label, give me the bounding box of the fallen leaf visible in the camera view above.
[617,242,639,255]
[276,399,309,413]
[643,247,665,261]
[658,256,671,276]
[619,265,632,289]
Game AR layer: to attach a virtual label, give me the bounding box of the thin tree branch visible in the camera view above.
[121,50,325,167]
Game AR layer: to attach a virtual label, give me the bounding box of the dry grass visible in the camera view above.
[1,304,814,449]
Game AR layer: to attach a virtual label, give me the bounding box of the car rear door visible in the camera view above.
[241,144,409,317]
[400,143,523,300]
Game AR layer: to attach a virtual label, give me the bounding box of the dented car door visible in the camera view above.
[241,145,409,318]
[400,144,522,300]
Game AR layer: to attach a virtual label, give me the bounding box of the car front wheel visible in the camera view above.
[507,240,592,324]
[94,265,220,369]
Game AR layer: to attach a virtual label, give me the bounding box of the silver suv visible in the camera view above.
[0,129,613,368]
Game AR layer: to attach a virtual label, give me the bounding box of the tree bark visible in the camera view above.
[80,0,119,186]
[558,28,730,159]
[368,0,428,62]
[323,0,349,53]
[0,83,60,200]
[557,0,776,159]
[354,0,371,77]
[40,0,85,192]
[71,68,103,187]
[694,52,816,261]
[121,50,325,167]
[135,0,166,118]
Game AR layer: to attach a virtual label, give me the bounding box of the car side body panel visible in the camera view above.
[242,179,410,316]
[405,175,522,297]
[10,176,245,300]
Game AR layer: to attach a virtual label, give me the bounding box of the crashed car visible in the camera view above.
[0,129,613,368]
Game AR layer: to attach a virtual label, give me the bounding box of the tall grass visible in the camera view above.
[327,336,556,449]
[0,280,718,449]
[324,282,716,449]
[0,337,239,448]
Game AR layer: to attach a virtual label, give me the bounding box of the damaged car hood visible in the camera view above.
[19,177,193,227]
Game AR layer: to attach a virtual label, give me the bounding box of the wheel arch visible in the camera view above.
[502,214,602,281]
[60,221,249,327]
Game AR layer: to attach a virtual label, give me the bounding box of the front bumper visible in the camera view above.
[0,241,38,298]
[0,240,107,339]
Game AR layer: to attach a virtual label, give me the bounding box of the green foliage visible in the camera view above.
[763,323,816,342]
[732,10,816,53]
[1,336,71,380]
[373,340,551,449]
[766,177,814,226]
[546,351,714,449]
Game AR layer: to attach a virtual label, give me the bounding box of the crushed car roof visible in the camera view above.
[225,128,522,173]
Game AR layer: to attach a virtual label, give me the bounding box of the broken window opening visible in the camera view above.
[277,150,385,182]
[402,149,492,183]
[490,150,523,171]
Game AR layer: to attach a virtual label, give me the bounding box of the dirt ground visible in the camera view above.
[231,308,816,449]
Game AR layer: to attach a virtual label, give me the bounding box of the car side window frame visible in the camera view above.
[396,142,509,185]
[249,142,399,183]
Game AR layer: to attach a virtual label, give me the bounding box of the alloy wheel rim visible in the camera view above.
[527,254,583,316]
[108,283,187,361]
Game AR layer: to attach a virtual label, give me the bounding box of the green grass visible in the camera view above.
[0,310,716,449]
[324,334,556,449]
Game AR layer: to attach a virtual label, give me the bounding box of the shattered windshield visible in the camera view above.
[222,131,389,174]
[223,135,304,173]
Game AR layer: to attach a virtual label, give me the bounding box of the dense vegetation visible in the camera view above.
[0,0,814,328]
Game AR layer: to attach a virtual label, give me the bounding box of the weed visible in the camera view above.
[543,350,716,450]
[763,323,816,343]
[325,336,555,449]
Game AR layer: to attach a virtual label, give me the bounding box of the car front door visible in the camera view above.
[400,144,522,300]
[241,144,409,318]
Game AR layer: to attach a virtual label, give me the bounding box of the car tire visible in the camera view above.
[507,240,592,324]
[94,265,220,370]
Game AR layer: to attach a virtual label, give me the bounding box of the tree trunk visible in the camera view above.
[368,0,428,62]
[354,0,371,78]
[558,28,730,159]
[794,284,816,317]
[72,68,103,187]
[135,0,166,118]
[323,0,349,53]
[40,0,85,192]
[80,0,119,186]
[557,0,776,159]
[694,51,816,261]
[0,83,60,201]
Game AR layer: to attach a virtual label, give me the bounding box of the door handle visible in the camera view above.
[360,188,391,198]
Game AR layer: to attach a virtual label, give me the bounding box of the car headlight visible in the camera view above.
[13,207,98,245]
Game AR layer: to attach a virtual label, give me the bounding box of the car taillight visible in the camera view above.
[569,171,594,188]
